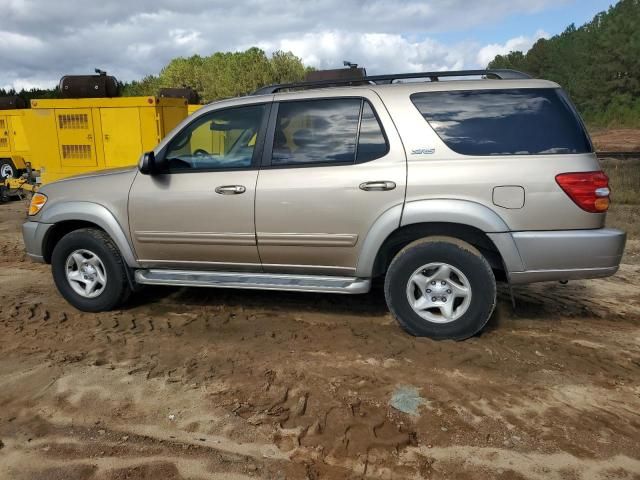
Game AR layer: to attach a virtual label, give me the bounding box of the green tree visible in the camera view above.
[121,75,161,97]
[121,48,308,103]
[489,0,640,127]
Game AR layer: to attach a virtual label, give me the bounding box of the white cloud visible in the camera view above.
[0,0,565,90]
[476,29,550,67]
[1,30,43,50]
[262,32,478,75]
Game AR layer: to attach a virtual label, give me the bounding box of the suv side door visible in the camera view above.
[255,89,406,276]
[128,101,270,270]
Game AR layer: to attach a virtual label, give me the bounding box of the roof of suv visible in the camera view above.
[268,78,561,100]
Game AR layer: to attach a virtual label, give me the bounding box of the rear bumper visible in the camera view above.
[507,228,626,284]
[22,220,53,263]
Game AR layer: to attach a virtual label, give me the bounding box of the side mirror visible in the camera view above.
[138,151,156,175]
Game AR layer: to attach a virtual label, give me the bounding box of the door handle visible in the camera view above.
[359,181,396,191]
[215,185,246,195]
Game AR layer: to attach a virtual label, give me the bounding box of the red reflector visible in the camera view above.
[555,171,610,213]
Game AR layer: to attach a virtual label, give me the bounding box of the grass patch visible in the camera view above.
[600,158,640,206]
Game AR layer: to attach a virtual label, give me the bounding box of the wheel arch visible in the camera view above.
[355,199,524,278]
[40,202,138,267]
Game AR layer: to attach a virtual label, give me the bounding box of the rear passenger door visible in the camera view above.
[255,91,406,276]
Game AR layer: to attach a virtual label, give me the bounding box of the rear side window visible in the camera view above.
[410,88,592,156]
[271,98,388,167]
[357,102,388,163]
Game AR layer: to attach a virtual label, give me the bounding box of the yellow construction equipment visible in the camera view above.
[0,108,34,179]
[28,96,187,184]
[188,104,203,115]
[1,79,202,202]
[184,104,255,156]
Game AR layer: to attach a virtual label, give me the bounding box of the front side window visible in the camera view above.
[271,98,388,167]
[164,104,265,171]
[411,88,592,156]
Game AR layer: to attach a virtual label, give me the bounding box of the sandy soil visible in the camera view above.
[0,198,639,480]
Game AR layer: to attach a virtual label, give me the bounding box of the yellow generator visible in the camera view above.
[27,96,188,184]
[0,107,34,180]
[188,104,203,115]
[184,104,243,156]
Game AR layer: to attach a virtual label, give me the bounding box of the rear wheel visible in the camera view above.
[51,228,131,312]
[384,236,496,340]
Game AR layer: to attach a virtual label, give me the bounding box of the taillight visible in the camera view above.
[555,171,610,213]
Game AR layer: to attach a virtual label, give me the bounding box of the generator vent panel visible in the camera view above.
[58,114,89,130]
[62,144,92,160]
[0,138,7,149]
[0,119,6,129]
[28,97,187,182]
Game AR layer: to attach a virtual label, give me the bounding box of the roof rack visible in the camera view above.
[253,69,531,95]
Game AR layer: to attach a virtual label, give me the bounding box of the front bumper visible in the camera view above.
[22,220,54,263]
[507,228,626,284]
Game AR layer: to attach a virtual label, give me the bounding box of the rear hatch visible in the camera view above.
[392,83,608,231]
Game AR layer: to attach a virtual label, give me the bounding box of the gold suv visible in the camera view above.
[23,69,626,340]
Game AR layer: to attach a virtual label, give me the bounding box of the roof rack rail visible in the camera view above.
[253,69,531,95]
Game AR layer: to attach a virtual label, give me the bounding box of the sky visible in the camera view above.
[0,0,617,91]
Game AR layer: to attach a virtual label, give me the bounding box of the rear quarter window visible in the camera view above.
[410,88,593,156]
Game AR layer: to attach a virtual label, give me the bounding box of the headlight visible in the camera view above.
[28,193,48,216]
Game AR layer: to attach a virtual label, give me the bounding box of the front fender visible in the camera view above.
[39,201,139,268]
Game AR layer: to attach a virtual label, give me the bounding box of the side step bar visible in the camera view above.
[134,269,371,294]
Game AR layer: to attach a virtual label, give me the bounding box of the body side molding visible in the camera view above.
[39,201,140,268]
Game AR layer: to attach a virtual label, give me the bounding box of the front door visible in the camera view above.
[255,93,406,276]
[100,108,143,168]
[128,103,270,270]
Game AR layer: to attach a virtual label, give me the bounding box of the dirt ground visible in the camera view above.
[591,128,640,152]
[1,197,639,479]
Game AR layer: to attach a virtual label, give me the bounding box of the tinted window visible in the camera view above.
[357,102,389,162]
[411,88,592,156]
[165,104,265,171]
[271,99,361,166]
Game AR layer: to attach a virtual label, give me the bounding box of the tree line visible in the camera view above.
[121,48,310,100]
[489,0,640,127]
[0,48,309,104]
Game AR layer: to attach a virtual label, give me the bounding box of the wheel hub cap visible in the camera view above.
[65,249,107,298]
[1,164,13,178]
[406,262,472,324]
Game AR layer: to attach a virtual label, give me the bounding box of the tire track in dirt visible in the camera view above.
[1,198,639,478]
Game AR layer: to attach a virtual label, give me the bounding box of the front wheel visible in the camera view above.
[51,228,131,312]
[0,159,16,180]
[384,236,496,340]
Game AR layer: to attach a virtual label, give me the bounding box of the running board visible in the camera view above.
[134,269,371,294]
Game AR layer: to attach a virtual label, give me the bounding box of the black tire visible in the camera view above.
[384,236,496,340]
[0,159,16,180]
[51,228,131,312]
